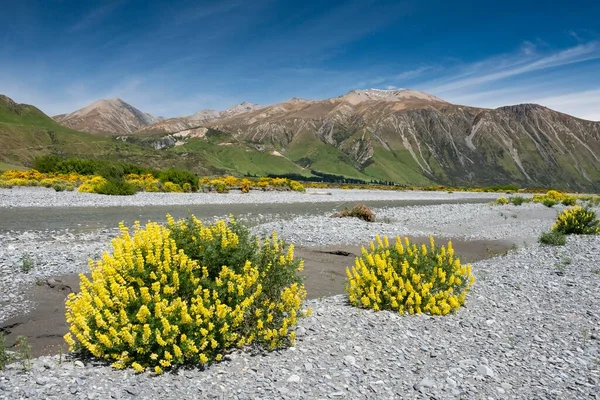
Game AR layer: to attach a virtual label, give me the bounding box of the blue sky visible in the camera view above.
[1,0,600,120]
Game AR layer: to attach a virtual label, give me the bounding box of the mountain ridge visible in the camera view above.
[3,91,600,190]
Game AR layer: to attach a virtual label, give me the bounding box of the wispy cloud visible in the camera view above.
[425,41,600,94]
[68,2,122,33]
[172,2,241,25]
[394,66,436,82]
[532,88,600,121]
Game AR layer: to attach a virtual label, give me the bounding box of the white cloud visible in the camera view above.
[426,41,600,94]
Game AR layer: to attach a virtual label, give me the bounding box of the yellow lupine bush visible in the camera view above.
[65,216,308,373]
[551,206,600,235]
[346,235,475,315]
[162,182,183,193]
[125,174,161,192]
[78,176,108,193]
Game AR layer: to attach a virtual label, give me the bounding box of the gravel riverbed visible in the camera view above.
[0,187,503,208]
[1,189,599,399]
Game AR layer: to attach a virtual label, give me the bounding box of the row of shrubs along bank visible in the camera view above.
[0,169,306,195]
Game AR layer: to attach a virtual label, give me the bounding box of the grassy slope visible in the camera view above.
[172,139,310,177]
[285,130,372,180]
[364,146,434,185]
[0,99,220,175]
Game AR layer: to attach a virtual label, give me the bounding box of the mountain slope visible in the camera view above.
[137,102,261,134]
[7,90,600,190]
[196,89,600,190]
[53,98,159,135]
[0,95,217,175]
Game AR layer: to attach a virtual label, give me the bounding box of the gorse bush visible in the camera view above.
[346,236,475,315]
[539,231,566,246]
[64,216,308,374]
[551,206,600,235]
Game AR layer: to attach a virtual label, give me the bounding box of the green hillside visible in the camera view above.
[0,96,217,175]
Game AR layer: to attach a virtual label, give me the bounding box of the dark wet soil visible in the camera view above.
[0,237,512,358]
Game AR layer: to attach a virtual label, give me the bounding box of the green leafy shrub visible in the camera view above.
[331,204,376,222]
[0,332,13,370]
[159,168,199,192]
[509,196,528,206]
[0,180,12,189]
[551,206,600,235]
[542,198,558,207]
[494,197,509,205]
[346,236,475,315]
[94,179,138,196]
[21,254,34,273]
[65,216,308,374]
[560,196,577,206]
[539,231,566,246]
[52,181,75,192]
[34,155,157,177]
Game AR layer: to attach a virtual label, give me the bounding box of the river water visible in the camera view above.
[0,198,493,232]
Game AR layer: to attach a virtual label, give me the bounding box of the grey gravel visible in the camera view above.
[1,190,599,399]
[0,187,503,208]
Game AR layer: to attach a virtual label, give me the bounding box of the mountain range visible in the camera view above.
[1,89,599,190]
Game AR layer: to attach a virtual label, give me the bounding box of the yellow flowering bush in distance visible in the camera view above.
[346,235,475,315]
[64,215,308,374]
[551,206,600,235]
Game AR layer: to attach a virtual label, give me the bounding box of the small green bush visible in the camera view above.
[94,179,138,196]
[159,168,199,192]
[98,164,125,181]
[542,198,558,207]
[0,332,13,370]
[331,204,376,222]
[552,206,600,235]
[509,196,528,206]
[539,231,566,246]
[52,181,75,192]
[21,254,34,273]
[495,197,509,205]
[0,180,12,189]
[560,196,577,206]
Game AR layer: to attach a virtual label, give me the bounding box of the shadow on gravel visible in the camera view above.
[0,237,513,358]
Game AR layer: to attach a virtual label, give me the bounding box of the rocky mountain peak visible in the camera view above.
[341,88,448,105]
[53,98,159,134]
[223,102,262,116]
